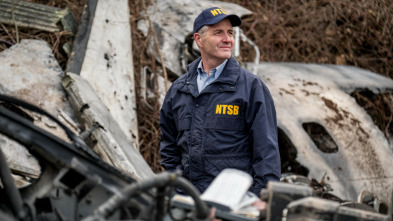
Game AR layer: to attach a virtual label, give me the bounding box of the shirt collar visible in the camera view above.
[197,59,228,79]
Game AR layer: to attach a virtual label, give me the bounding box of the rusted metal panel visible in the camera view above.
[0,0,77,34]
[252,62,393,213]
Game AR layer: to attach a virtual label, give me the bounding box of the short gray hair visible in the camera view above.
[197,25,209,37]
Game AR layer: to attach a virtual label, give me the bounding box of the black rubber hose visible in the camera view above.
[154,186,167,221]
[172,177,210,219]
[0,94,93,155]
[0,148,27,220]
[0,94,76,142]
[82,172,209,221]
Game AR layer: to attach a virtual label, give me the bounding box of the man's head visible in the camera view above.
[193,7,241,65]
[193,7,241,36]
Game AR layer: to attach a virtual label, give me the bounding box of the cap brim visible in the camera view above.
[206,14,242,27]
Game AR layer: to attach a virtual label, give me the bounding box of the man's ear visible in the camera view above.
[194,33,202,48]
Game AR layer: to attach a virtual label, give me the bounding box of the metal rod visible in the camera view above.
[0,148,26,219]
[240,31,260,75]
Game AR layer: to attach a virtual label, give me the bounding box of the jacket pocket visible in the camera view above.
[204,116,244,131]
[204,154,251,178]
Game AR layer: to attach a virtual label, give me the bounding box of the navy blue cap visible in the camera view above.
[193,7,241,35]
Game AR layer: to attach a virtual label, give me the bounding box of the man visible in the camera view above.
[159,6,281,197]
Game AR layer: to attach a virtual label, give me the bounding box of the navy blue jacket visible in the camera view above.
[160,57,281,196]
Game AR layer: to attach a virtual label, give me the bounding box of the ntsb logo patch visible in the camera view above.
[215,104,239,115]
[210,8,227,16]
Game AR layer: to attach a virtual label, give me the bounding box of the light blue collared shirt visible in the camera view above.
[197,59,228,93]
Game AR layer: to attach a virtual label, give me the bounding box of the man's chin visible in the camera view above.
[218,52,232,59]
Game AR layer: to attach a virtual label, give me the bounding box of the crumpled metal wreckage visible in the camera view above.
[0,95,257,221]
[0,94,210,221]
[0,85,392,221]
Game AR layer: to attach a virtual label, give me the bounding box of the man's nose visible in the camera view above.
[222,33,233,42]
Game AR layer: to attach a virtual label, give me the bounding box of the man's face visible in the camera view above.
[196,19,234,62]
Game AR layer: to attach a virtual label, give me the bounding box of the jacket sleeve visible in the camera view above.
[159,86,181,171]
[247,78,281,196]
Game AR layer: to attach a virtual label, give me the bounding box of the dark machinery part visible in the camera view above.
[263,182,391,221]
[0,148,28,220]
[262,182,313,221]
[83,173,210,221]
[80,122,101,141]
[284,197,390,221]
[0,95,210,221]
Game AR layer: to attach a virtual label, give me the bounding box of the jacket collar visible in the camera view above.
[176,57,240,96]
[215,57,241,84]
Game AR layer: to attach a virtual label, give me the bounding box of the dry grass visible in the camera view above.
[224,0,393,79]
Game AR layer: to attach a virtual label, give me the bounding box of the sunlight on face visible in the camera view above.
[199,19,234,64]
